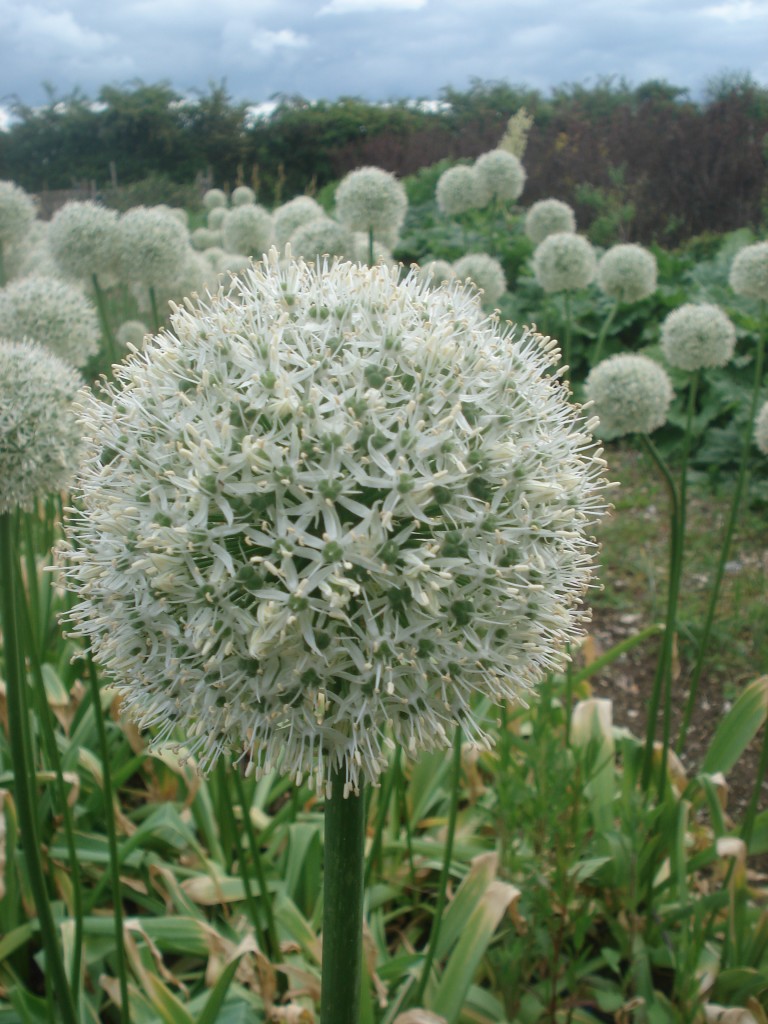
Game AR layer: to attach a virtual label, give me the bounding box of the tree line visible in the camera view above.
[1,75,767,245]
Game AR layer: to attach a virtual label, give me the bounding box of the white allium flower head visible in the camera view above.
[754,400,768,456]
[0,181,36,248]
[533,233,597,293]
[115,320,148,350]
[453,253,507,307]
[0,338,83,513]
[335,167,408,236]
[222,205,274,258]
[416,260,456,287]
[48,201,120,282]
[436,165,490,217]
[597,243,658,304]
[203,246,226,269]
[203,188,228,211]
[60,250,608,795]
[207,206,227,230]
[131,250,210,317]
[289,217,352,261]
[4,221,59,283]
[349,232,394,267]
[231,185,256,207]
[525,199,577,246]
[729,241,768,300]
[273,196,325,250]
[161,206,189,227]
[474,149,526,204]
[0,275,100,367]
[585,354,674,440]
[191,227,222,251]
[660,303,736,371]
[117,206,192,286]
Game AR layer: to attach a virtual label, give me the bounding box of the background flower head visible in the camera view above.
[61,251,607,795]
[597,243,657,304]
[474,149,526,204]
[436,165,490,217]
[0,180,36,250]
[203,188,228,211]
[49,200,120,282]
[0,274,101,367]
[222,204,274,258]
[659,303,736,371]
[117,205,192,286]
[754,400,768,456]
[453,252,507,307]
[729,241,768,301]
[0,338,83,513]
[532,233,597,293]
[335,167,408,236]
[231,185,256,207]
[585,353,674,440]
[274,196,325,251]
[524,199,577,246]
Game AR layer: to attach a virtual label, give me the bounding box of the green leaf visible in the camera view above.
[702,676,768,775]
[196,957,243,1024]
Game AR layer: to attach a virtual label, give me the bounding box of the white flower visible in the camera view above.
[349,232,395,266]
[191,227,222,251]
[61,251,607,795]
[729,241,768,301]
[208,206,227,230]
[231,185,256,207]
[585,353,674,439]
[335,167,407,236]
[532,233,597,293]
[222,205,274,258]
[416,260,456,287]
[474,150,526,204]
[597,244,657,304]
[203,188,228,211]
[0,275,100,367]
[289,217,352,261]
[117,206,192,286]
[274,196,325,250]
[754,400,768,456]
[524,199,576,246]
[660,303,736,371]
[49,201,120,283]
[0,181,36,249]
[436,165,490,217]
[453,253,507,307]
[115,320,148,350]
[0,338,83,512]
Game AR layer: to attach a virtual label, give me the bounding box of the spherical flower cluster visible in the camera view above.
[163,206,189,227]
[754,401,768,456]
[132,250,211,318]
[117,206,192,286]
[274,197,325,251]
[335,167,408,237]
[5,221,59,283]
[231,185,256,207]
[289,218,351,262]
[208,206,227,230]
[60,250,608,795]
[191,227,222,251]
[585,354,674,440]
[436,166,489,217]
[597,244,657,304]
[0,339,83,513]
[660,303,736,371]
[349,232,394,266]
[524,199,577,246]
[729,241,768,300]
[203,188,228,211]
[532,233,597,293]
[474,150,526,204]
[453,253,507,307]
[115,320,148,350]
[0,275,100,367]
[0,180,36,248]
[416,260,455,287]
[48,201,120,282]
[222,205,274,258]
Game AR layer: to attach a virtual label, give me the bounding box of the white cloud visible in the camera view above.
[700,0,768,19]
[6,4,116,53]
[248,27,310,53]
[319,0,428,14]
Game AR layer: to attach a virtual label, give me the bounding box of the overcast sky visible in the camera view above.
[1,0,767,116]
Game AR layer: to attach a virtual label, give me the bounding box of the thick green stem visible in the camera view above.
[321,770,366,1024]
[149,286,162,334]
[562,291,573,374]
[677,328,766,749]
[0,513,79,1024]
[592,300,619,367]
[412,728,462,1007]
[91,273,118,367]
[367,226,374,267]
[638,435,682,794]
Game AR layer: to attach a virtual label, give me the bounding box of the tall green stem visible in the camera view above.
[562,291,573,374]
[677,328,766,748]
[320,770,366,1024]
[91,273,118,367]
[638,435,682,794]
[0,512,78,1024]
[592,300,619,367]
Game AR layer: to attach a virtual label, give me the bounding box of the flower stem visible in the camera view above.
[91,273,118,367]
[591,300,618,367]
[676,325,766,749]
[0,512,79,1024]
[321,770,366,1024]
[412,727,462,1008]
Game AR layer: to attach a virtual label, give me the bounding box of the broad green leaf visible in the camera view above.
[144,973,195,1024]
[702,677,768,775]
[196,956,243,1024]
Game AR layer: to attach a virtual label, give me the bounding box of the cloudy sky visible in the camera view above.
[1,0,767,113]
